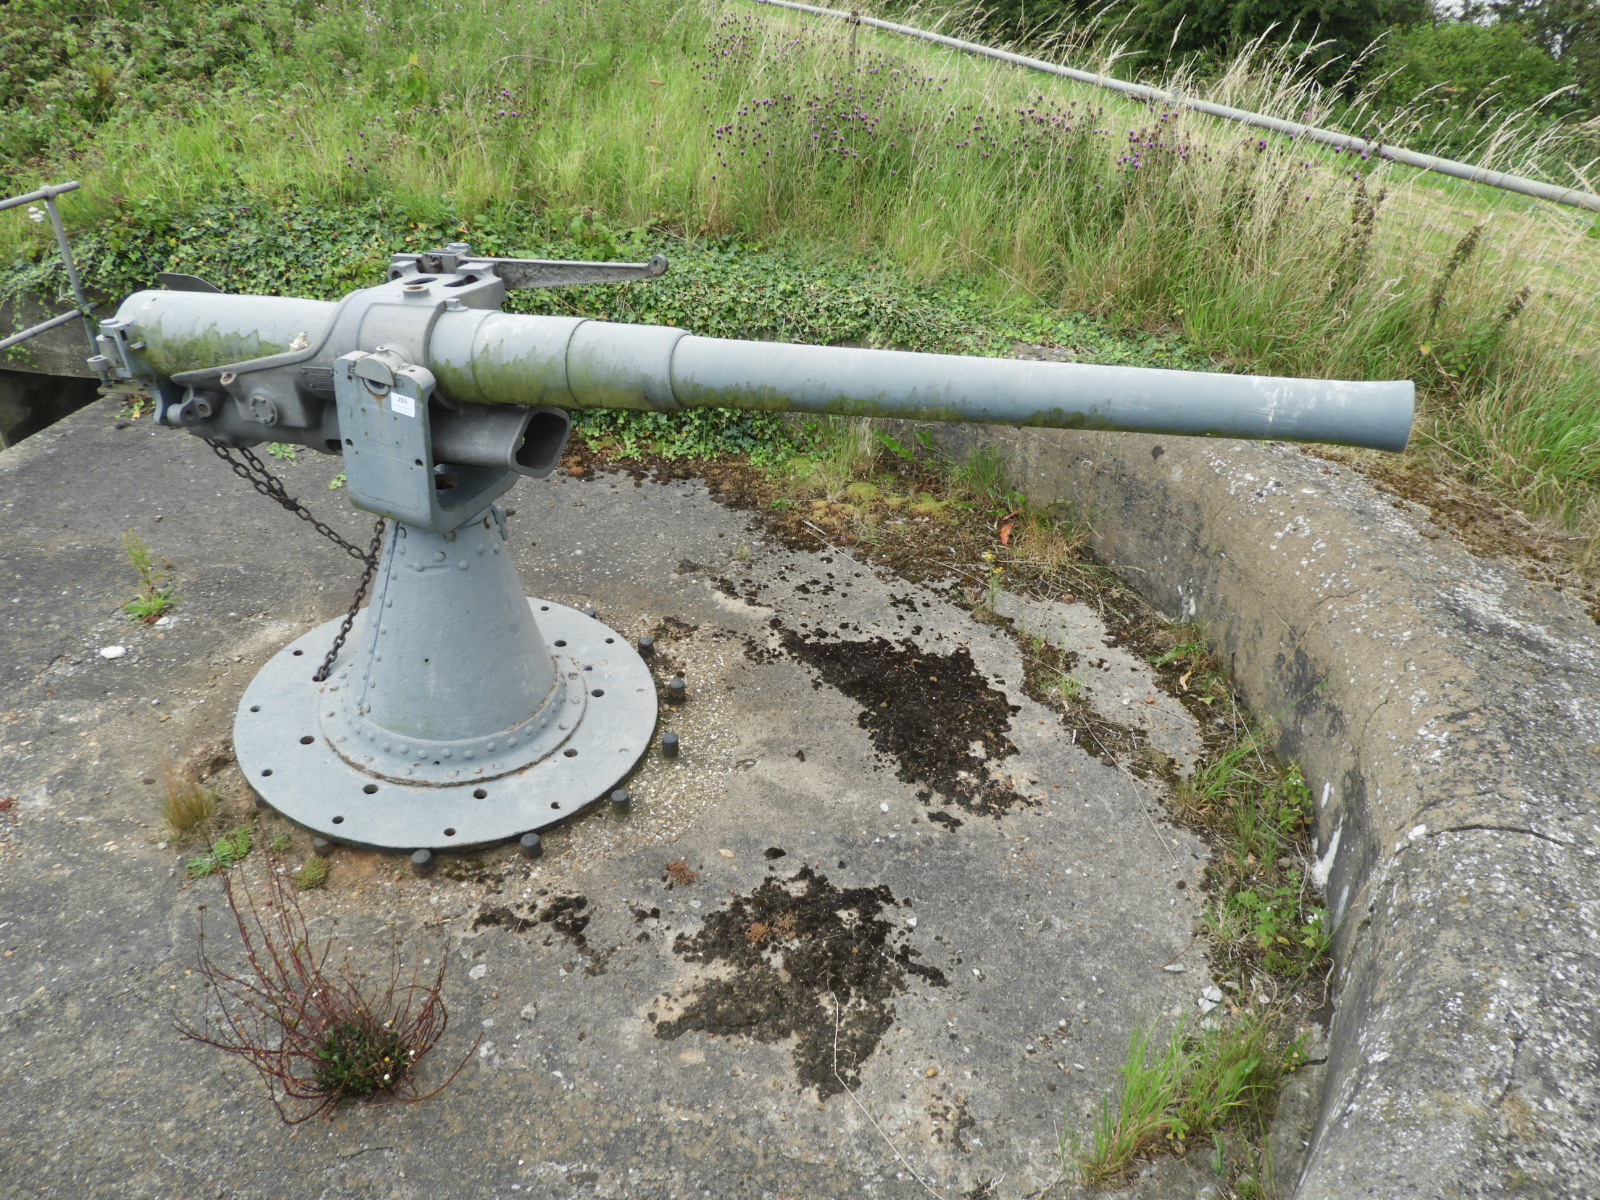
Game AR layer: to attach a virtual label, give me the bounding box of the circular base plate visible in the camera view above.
[234,600,657,851]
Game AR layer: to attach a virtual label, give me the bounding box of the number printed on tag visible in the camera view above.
[391,393,416,417]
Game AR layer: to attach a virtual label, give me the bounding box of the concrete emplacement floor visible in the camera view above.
[7,396,1600,1200]
[1,402,1225,1200]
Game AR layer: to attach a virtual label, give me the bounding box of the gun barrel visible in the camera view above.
[431,312,1413,452]
[117,292,1412,452]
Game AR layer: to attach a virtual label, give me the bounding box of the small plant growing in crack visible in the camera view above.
[176,864,474,1122]
[185,826,253,878]
[1067,1014,1307,1186]
[161,761,219,838]
[121,529,180,623]
[292,855,330,891]
[1054,668,1085,702]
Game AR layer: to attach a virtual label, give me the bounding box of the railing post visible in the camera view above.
[40,193,97,358]
[0,182,105,378]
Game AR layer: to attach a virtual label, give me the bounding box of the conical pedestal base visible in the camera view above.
[232,513,657,851]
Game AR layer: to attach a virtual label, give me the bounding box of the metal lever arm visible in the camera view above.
[389,246,669,290]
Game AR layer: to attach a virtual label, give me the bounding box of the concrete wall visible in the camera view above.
[0,295,111,445]
[889,420,1600,1200]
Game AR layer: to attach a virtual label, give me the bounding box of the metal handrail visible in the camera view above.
[751,0,1600,213]
[1,180,102,363]
[0,181,85,213]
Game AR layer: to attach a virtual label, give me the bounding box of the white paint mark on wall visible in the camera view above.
[1313,822,1342,891]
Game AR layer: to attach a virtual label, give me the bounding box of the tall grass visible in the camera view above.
[6,0,1599,552]
[1070,1015,1299,1186]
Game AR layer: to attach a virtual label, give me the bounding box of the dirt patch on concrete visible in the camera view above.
[472,893,592,948]
[652,864,948,1096]
[775,630,1030,818]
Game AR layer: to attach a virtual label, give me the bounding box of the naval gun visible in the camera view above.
[89,245,1413,855]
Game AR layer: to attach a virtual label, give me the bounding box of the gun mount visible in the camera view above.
[92,246,1413,854]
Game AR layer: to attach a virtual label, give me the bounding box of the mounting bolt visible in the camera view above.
[610,788,631,813]
[311,837,334,857]
[410,848,435,877]
[519,832,543,859]
[661,732,680,759]
[638,636,655,658]
[667,677,687,703]
[582,605,597,619]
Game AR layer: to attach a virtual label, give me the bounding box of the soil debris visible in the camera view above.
[775,630,1030,818]
[663,859,699,887]
[472,905,538,935]
[653,866,947,1096]
[437,855,507,890]
[538,894,592,950]
[470,894,591,950]
[932,1095,979,1152]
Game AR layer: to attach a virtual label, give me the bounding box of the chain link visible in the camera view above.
[203,439,386,682]
[203,440,373,563]
[313,518,387,682]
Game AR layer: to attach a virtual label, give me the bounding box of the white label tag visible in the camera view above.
[390,392,416,417]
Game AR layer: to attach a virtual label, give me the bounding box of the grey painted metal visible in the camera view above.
[93,246,1415,852]
[234,590,658,851]
[0,308,81,353]
[156,272,223,294]
[39,189,97,357]
[325,512,568,776]
[235,501,658,850]
[331,346,569,530]
[336,348,522,531]
[389,248,669,289]
[750,0,1600,214]
[104,279,1414,451]
[0,180,82,212]
[431,310,1414,451]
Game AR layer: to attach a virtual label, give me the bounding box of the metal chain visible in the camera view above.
[313,518,387,682]
[203,439,386,682]
[203,440,373,563]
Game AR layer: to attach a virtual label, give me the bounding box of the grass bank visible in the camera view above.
[4,0,1598,564]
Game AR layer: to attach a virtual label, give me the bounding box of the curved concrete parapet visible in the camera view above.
[900,421,1600,1199]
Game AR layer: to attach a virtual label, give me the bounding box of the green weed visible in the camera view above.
[1065,618,1331,1186]
[1070,1015,1303,1185]
[313,1019,415,1099]
[950,447,1024,518]
[1171,711,1332,980]
[785,417,883,500]
[185,826,253,878]
[115,392,154,421]
[121,529,179,623]
[1054,669,1085,702]
[293,856,330,891]
[1150,631,1211,671]
[177,864,472,1121]
[1213,874,1332,979]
